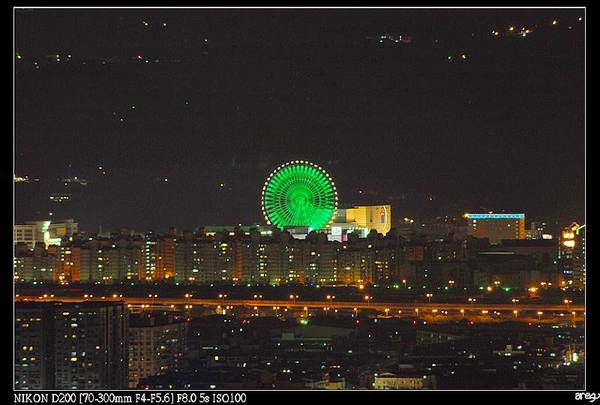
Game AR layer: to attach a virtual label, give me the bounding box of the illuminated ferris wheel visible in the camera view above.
[261,161,338,230]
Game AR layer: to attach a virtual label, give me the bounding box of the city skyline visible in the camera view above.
[13,7,588,395]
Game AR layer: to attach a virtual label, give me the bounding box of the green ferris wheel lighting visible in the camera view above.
[262,161,338,230]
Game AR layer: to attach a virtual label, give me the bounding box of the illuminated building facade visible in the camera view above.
[559,223,586,290]
[143,236,159,281]
[337,247,370,285]
[193,239,235,284]
[174,232,200,284]
[465,213,525,244]
[14,243,57,283]
[17,225,568,290]
[13,219,78,249]
[156,235,176,280]
[373,373,437,390]
[15,301,128,390]
[303,233,338,285]
[573,225,586,289]
[15,303,55,389]
[58,246,82,283]
[337,205,392,236]
[14,225,35,249]
[128,313,188,388]
[52,302,128,390]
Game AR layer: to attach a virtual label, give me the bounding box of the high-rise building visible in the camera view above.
[558,223,585,290]
[156,235,176,281]
[174,232,200,284]
[58,236,144,284]
[303,233,338,285]
[14,243,57,283]
[15,301,129,390]
[465,213,525,244]
[128,313,188,388]
[53,301,129,389]
[233,230,305,286]
[15,303,55,389]
[573,224,586,289]
[143,235,159,281]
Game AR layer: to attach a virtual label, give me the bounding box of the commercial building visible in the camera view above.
[373,372,436,390]
[13,219,78,249]
[465,213,525,244]
[330,205,392,241]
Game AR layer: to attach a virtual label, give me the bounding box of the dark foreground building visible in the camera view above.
[15,301,128,389]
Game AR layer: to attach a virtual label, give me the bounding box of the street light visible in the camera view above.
[512,298,519,311]
[364,295,373,304]
[290,294,299,304]
[353,307,358,318]
[537,311,543,322]
[426,293,433,303]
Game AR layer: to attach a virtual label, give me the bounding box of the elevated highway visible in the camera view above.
[15,295,584,314]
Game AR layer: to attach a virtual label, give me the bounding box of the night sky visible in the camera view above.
[14,8,585,232]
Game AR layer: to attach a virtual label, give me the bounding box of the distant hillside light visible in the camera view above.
[261,161,337,230]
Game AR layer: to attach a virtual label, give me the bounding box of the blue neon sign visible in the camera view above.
[467,213,524,219]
